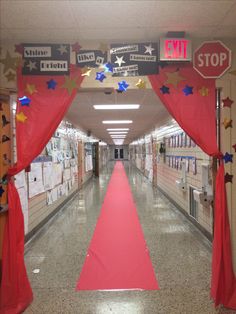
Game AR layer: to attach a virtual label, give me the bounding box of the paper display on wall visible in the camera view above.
[28,163,45,198]
[43,162,54,190]
[85,155,93,172]
[17,186,29,234]
[63,168,71,181]
[14,170,26,189]
[53,163,63,185]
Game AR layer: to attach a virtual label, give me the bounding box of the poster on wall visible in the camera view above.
[22,43,70,75]
[110,42,158,76]
[28,163,45,198]
[76,50,108,68]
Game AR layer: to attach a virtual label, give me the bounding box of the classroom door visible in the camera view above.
[92,142,99,177]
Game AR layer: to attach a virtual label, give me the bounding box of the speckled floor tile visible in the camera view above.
[24,162,236,314]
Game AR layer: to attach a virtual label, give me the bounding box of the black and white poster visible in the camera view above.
[110,42,158,77]
[76,50,108,68]
[22,43,70,75]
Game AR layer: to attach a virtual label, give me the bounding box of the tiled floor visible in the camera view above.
[24,162,235,313]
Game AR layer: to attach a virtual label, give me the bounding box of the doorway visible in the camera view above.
[114,148,124,160]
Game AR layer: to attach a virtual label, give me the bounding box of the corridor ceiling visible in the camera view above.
[1,1,236,144]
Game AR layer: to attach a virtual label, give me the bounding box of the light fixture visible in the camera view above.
[113,140,124,145]
[94,104,140,110]
[109,131,128,134]
[102,120,133,124]
[111,135,126,138]
[107,128,129,131]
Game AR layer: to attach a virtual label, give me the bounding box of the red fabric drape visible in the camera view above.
[149,64,236,309]
[0,65,83,314]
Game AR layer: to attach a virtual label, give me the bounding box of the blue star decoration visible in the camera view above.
[103,63,113,73]
[160,85,170,94]
[47,79,57,90]
[18,96,31,106]
[0,185,5,197]
[118,80,129,92]
[182,85,193,96]
[223,152,233,163]
[96,71,106,82]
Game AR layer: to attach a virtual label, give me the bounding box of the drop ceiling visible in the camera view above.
[1,0,236,144]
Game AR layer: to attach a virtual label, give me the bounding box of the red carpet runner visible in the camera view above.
[76,161,159,290]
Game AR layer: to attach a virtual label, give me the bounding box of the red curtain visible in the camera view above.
[149,64,236,309]
[0,65,83,313]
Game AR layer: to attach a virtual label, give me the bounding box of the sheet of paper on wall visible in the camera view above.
[64,159,70,168]
[14,170,26,189]
[43,162,54,190]
[53,163,63,185]
[57,183,66,198]
[47,190,53,205]
[51,187,58,202]
[63,168,71,181]
[28,163,45,198]
[17,186,29,234]
[192,158,197,175]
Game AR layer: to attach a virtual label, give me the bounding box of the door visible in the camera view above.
[119,148,124,159]
[114,148,119,159]
[92,142,99,177]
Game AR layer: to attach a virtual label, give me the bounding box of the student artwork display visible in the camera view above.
[166,132,197,148]
[165,155,197,175]
[28,162,45,198]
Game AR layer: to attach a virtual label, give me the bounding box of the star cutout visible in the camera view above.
[25,83,37,95]
[2,115,10,127]
[16,111,27,123]
[57,45,68,55]
[1,135,10,143]
[222,118,232,129]
[0,51,19,73]
[115,56,125,67]
[96,71,106,82]
[5,71,16,82]
[98,43,108,54]
[222,97,234,108]
[199,86,209,96]
[165,71,186,88]
[182,85,193,96]
[160,85,170,94]
[232,143,236,152]
[71,42,82,53]
[0,186,5,197]
[61,76,78,95]
[18,96,31,106]
[27,60,37,71]
[81,66,92,76]
[103,62,113,73]
[223,152,233,163]
[144,44,155,55]
[15,44,24,54]
[118,80,129,92]
[47,79,57,90]
[225,173,233,184]
[136,79,146,89]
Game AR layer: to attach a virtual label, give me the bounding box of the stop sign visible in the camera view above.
[193,41,231,78]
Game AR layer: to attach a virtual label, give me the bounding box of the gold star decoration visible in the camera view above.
[222,117,232,129]
[61,76,78,95]
[98,43,109,54]
[16,111,27,123]
[81,66,92,77]
[229,69,236,76]
[165,71,186,88]
[199,86,209,96]
[136,79,146,89]
[5,71,16,82]
[0,51,19,74]
[25,83,37,95]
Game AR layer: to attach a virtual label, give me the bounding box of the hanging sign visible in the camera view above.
[22,43,70,75]
[193,41,231,78]
[159,38,192,61]
[110,42,158,76]
[76,50,108,68]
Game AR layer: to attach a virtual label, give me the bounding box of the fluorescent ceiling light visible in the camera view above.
[109,131,128,134]
[107,128,129,131]
[94,104,140,110]
[102,120,133,124]
[113,140,124,145]
[111,136,126,138]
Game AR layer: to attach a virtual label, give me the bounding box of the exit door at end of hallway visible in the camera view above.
[114,148,124,160]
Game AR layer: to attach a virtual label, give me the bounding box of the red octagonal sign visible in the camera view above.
[193,41,232,78]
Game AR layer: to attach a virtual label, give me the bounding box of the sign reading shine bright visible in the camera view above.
[159,38,192,61]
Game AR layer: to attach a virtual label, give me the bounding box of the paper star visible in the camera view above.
[115,56,125,67]
[225,173,233,183]
[199,86,209,96]
[2,135,10,143]
[25,83,37,95]
[223,152,233,163]
[136,79,146,89]
[47,79,57,90]
[144,44,155,55]
[16,111,27,123]
[5,71,16,82]
[103,62,113,73]
[61,76,78,95]
[118,80,129,92]
[0,186,5,197]
[232,143,236,152]
[96,71,106,82]
[222,97,233,108]
[165,71,186,88]
[160,85,170,94]
[0,51,19,73]
[182,85,193,96]
[27,60,37,71]
[81,66,92,76]
[71,42,82,53]
[98,43,108,54]
[229,69,236,76]
[57,45,68,55]
[222,118,232,129]
[2,115,10,127]
[15,44,24,54]
[18,96,31,106]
